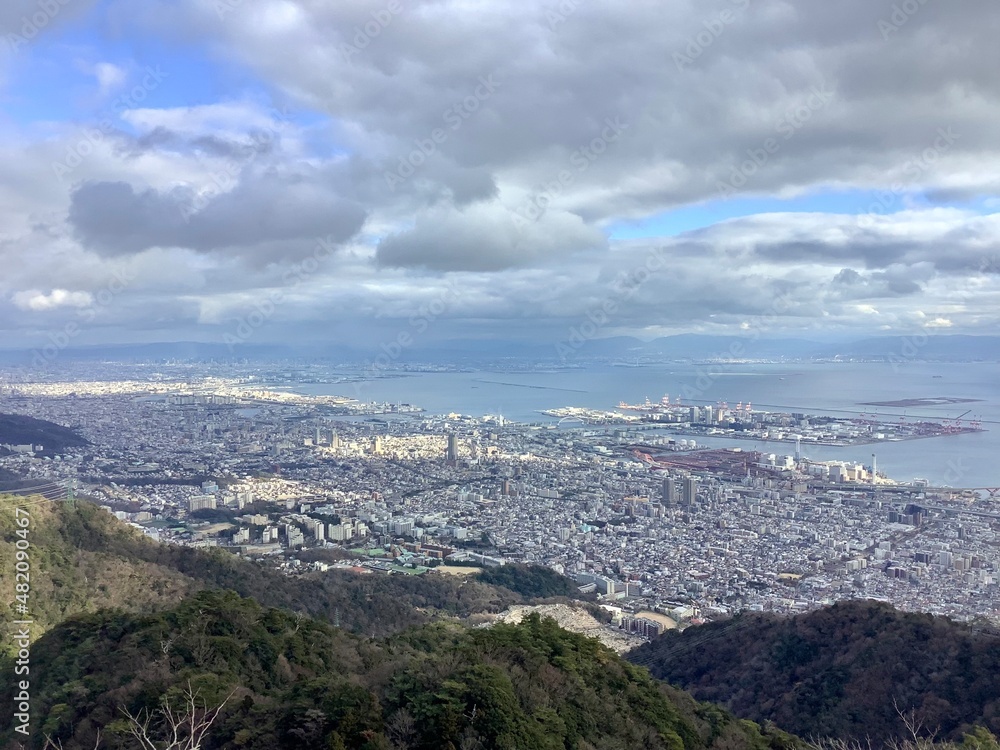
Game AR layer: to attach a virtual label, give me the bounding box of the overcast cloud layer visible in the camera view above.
[1,0,999,352]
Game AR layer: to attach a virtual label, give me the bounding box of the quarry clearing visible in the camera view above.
[486,603,646,653]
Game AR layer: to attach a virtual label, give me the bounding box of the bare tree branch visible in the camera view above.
[118,681,236,750]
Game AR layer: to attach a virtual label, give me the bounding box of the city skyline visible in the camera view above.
[4,367,998,628]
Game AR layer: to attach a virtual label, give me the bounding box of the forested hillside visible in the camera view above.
[476,563,580,599]
[0,498,198,639]
[0,590,800,750]
[0,413,89,454]
[628,601,1000,743]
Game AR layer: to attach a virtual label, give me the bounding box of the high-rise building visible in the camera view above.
[330,522,353,541]
[447,433,458,462]
[391,518,414,537]
[315,427,322,446]
[331,430,340,450]
[285,526,304,548]
[662,477,677,506]
[682,477,698,505]
[189,495,217,512]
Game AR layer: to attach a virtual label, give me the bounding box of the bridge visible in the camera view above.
[807,481,999,498]
[966,487,1000,498]
[890,485,1000,499]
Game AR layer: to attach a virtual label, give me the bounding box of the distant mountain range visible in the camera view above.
[1,334,999,364]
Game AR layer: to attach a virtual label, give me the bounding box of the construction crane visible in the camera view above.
[944,410,972,434]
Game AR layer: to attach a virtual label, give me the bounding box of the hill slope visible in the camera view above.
[0,496,590,645]
[0,413,89,453]
[0,590,800,750]
[628,601,1000,743]
[0,498,199,639]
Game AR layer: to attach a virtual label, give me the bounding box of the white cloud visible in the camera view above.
[12,289,94,311]
[93,62,127,96]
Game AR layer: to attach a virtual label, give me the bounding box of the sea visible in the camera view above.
[293,362,1000,488]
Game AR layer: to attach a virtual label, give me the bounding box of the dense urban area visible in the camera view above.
[2,361,998,642]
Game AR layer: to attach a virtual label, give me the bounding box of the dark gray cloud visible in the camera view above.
[376,202,607,271]
[139,0,1000,214]
[68,175,367,258]
[828,267,923,299]
[833,268,863,286]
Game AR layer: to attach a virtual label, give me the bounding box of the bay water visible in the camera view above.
[295,362,999,487]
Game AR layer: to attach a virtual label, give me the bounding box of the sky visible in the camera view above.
[1,0,999,353]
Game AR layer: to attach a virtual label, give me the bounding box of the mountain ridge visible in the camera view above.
[1,334,999,363]
[628,601,1000,743]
